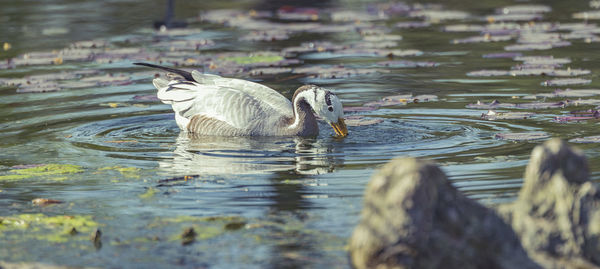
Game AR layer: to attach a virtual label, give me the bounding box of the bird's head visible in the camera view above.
[296,85,348,137]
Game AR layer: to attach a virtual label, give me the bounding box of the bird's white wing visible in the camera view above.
[154,78,286,131]
[191,71,293,117]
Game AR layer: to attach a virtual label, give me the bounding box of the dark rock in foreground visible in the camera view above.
[498,139,600,268]
[349,139,600,269]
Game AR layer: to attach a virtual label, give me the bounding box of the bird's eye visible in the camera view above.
[328,106,333,112]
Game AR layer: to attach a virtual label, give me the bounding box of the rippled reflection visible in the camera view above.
[158,132,343,176]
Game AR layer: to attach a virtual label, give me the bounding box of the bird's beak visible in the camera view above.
[330,118,348,137]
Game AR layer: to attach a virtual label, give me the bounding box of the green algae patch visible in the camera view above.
[98,166,141,179]
[0,213,100,243]
[139,187,158,199]
[224,55,284,65]
[149,215,248,244]
[0,164,83,181]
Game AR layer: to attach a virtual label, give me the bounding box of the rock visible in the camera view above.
[498,139,600,268]
[349,158,538,269]
[350,139,600,269]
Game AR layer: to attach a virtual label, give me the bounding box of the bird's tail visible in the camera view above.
[133,62,195,82]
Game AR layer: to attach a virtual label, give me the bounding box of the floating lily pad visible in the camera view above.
[79,74,132,87]
[573,10,600,20]
[466,100,516,109]
[486,13,543,22]
[377,60,438,68]
[482,52,523,58]
[514,55,571,65]
[452,34,512,44]
[496,5,552,14]
[239,30,291,42]
[249,67,292,76]
[395,21,431,29]
[542,78,592,86]
[443,24,485,32]
[528,89,600,98]
[467,70,510,77]
[518,33,561,44]
[282,41,343,57]
[344,116,383,126]
[482,110,533,120]
[16,82,62,93]
[330,10,385,22]
[495,132,550,141]
[516,101,567,109]
[505,43,553,51]
[0,164,83,181]
[569,136,600,143]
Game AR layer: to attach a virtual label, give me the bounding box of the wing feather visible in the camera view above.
[153,78,286,133]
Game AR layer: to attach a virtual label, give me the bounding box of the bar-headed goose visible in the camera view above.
[135,63,348,137]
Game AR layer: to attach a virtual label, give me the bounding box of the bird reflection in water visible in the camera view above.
[158,133,342,176]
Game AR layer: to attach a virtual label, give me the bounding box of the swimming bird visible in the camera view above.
[134,63,348,137]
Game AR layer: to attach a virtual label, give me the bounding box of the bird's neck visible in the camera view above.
[289,93,318,136]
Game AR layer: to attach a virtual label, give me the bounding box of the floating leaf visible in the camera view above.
[467,70,510,77]
[466,100,516,109]
[80,74,132,87]
[452,34,512,44]
[32,198,63,206]
[505,43,553,51]
[570,135,600,143]
[133,95,160,102]
[443,24,485,32]
[542,78,592,86]
[495,132,550,141]
[239,30,291,42]
[249,67,292,76]
[528,89,600,98]
[486,13,543,22]
[514,55,571,65]
[482,110,533,120]
[516,101,567,109]
[222,54,284,65]
[482,52,523,58]
[573,10,600,20]
[496,5,552,14]
[395,21,431,29]
[377,60,438,68]
[330,10,385,22]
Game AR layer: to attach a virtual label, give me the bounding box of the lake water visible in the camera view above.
[1,0,599,268]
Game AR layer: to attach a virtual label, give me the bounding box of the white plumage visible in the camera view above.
[137,63,348,137]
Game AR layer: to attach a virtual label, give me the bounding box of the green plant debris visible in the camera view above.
[139,187,158,199]
[224,55,284,65]
[0,164,83,181]
[149,215,248,243]
[99,166,141,178]
[0,214,99,243]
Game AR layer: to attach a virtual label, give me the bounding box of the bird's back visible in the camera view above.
[152,73,293,135]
